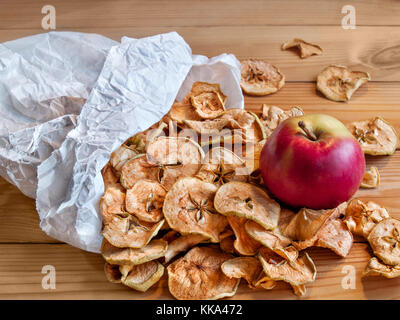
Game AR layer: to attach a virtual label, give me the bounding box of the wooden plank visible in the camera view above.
[1,26,400,81]
[1,0,400,29]
[0,243,398,299]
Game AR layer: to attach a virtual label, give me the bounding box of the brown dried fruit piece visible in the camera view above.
[227,216,261,256]
[99,187,126,224]
[258,248,316,295]
[368,218,400,266]
[317,65,370,102]
[344,199,389,238]
[214,181,280,230]
[110,144,139,172]
[167,246,239,300]
[360,166,380,189]
[121,260,164,292]
[120,154,159,189]
[281,38,323,59]
[101,164,124,191]
[219,235,235,254]
[146,137,204,190]
[102,215,164,248]
[241,59,285,96]
[164,234,208,264]
[261,105,304,138]
[104,263,122,283]
[101,239,167,265]
[168,101,201,124]
[363,257,400,279]
[196,147,249,187]
[347,117,398,155]
[245,220,298,262]
[183,118,230,134]
[286,204,353,257]
[221,256,264,288]
[125,179,166,223]
[163,177,228,242]
[185,82,227,119]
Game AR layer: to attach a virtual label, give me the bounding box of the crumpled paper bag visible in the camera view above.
[1,31,244,253]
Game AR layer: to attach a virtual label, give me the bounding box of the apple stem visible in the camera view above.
[298,121,317,141]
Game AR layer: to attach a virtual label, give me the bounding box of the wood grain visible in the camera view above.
[0,243,398,300]
[1,0,400,29]
[1,26,400,81]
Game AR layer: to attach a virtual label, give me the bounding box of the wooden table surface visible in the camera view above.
[0,0,399,300]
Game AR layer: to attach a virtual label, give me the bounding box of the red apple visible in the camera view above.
[260,114,365,209]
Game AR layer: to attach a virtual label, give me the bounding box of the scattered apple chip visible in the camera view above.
[99,187,126,224]
[221,256,263,288]
[196,147,249,187]
[120,154,159,189]
[121,260,165,292]
[168,101,201,124]
[360,166,380,189]
[163,177,228,242]
[164,234,208,264]
[253,273,277,290]
[167,246,239,300]
[245,220,298,262]
[104,263,122,283]
[227,216,261,256]
[101,164,124,191]
[347,117,399,155]
[101,239,167,265]
[258,248,317,287]
[368,218,400,266]
[317,65,370,102]
[363,257,400,279]
[281,38,323,59]
[261,105,304,137]
[110,144,139,172]
[125,180,166,223]
[344,199,390,238]
[241,59,285,96]
[146,137,204,190]
[214,181,280,230]
[102,215,164,248]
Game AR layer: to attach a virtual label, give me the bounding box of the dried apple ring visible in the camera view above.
[227,216,261,256]
[214,181,280,230]
[121,260,164,292]
[281,38,323,59]
[120,154,159,189]
[125,179,166,223]
[360,166,380,189]
[167,246,239,300]
[363,257,400,279]
[99,187,126,224]
[261,105,304,138]
[241,59,285,96]
[163,177,228,242]
[221,256,264,288]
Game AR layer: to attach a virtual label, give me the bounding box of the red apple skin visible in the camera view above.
[260,114,365,209]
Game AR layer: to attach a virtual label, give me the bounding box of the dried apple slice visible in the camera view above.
[281,38,323,59]
[245,220,298,262]
[102,215,164,248]
[99,187,126,224]
[362,257,400,279]
[120,154,159,189]
[368,218,400,266]
[104,263,122,283]
[101,163,124,191]
[121,260,164,292]
[163,177,228,242]
[196,147,249,187]
[221,256,263,288]
[261,105,304,138]
[317,65,370,102]
[164,234,208,264]
[220,235,235,254]
[125,179,166,223]
[360,166,380,189]
[241,59,285,96]
[146,137,204,190]
[183,118,230,134]
[258,248,317,287]
[347,117,398,155]
[214,181,280,230]
[168,101,201,124]
[344,199,390,238]
[227,216,261,256]
[167,246,239,300]
[101,239,167,265]
[253,273,277,290]
[110,144,139,172]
